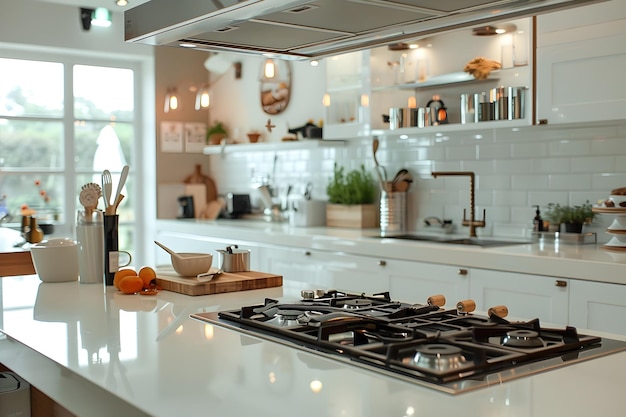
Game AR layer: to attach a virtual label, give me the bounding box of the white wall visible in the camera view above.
[207,54,326,142]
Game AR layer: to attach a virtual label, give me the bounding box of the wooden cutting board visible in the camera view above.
[156,269,282,296]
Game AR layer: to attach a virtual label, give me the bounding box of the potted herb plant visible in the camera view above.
[545,201,594,233]
[326,164,377,228]
[206,121,228,145]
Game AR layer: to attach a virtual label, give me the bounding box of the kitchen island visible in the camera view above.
[1,274,626,417]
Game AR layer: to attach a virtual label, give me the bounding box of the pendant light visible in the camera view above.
[195,84,211,110]
[263,59,277,80]
[164,88,179,113]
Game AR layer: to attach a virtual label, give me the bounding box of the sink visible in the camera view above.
[377,234,531,247]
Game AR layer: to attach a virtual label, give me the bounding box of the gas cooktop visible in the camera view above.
[191,290,626,394]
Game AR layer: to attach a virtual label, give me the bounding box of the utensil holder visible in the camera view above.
[380,190,407,236]
[103,215,119,286]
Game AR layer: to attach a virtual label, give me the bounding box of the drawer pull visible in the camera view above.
[555,280,567,288]
[304,251,311,256]
[458,268,468,276]
[378,260,387,267]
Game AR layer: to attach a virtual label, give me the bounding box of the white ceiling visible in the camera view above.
[36,0,150,10]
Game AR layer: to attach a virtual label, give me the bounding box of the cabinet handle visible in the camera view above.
[555,280,567,288]
[378,260,387,267]
[304,251,311,256]
[458,269,468,276]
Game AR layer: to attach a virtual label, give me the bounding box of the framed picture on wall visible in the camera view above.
[160,121,184,153]
[184,122,207,153]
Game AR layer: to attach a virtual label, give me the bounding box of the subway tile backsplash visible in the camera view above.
[207,120,626,242]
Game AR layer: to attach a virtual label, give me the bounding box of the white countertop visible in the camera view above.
[1,274,626,417]
[157,219,626,284]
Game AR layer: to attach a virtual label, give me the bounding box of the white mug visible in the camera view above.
[107,250,132,273]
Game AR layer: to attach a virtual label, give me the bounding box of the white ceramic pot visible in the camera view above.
[30,238,79,283]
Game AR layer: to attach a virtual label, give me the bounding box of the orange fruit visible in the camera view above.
[113,268,137,289]
[118,275,144,294]
[138,266,157,289]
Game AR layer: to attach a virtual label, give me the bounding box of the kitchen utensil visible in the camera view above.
[372,137,386,189]
[216,245,250,273]
[154,241,213,277]
[391,169,413,192]
[102,170,113,211]
[79,183,102,217]
[112,165,129,211]
[196,267,223,283]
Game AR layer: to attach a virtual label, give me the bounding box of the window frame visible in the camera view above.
[0,47,156,267]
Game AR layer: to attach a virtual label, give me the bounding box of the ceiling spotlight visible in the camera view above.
[91,7,112,27]
[116,0,128,5]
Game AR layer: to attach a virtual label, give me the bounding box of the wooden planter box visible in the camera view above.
[326,203,377,229]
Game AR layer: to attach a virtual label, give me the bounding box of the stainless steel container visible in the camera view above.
[511,86,527,119]
[491,87,509,120]
[460,93,478,124]
[380,190,407,236]
[389,108,418,129]
[417,107,431,128]
[217,245,250,272]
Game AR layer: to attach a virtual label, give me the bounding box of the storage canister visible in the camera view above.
[217,245,250,272]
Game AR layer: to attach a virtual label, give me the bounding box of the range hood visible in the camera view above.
[125,0,605,59]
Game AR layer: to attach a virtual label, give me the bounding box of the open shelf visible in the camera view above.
[203,139,345,155]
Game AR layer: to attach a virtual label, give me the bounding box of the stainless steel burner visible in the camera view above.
[268,309,311,327]
[410,344,470,371]
[502,330,545,348]
[343,299,373,309]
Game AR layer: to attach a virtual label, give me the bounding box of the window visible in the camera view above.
[0,54,139,253]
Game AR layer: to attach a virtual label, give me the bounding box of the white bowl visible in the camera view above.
[30,238,79,283]
[171,253,213,277]
[609,195,626,208]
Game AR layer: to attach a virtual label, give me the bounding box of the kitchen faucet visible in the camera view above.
[431,171,485,237]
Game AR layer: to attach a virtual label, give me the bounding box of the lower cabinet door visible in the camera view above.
[261,246,390,295]
[569,280,626,336]
[469,269,569,325]
[388,261,470,309]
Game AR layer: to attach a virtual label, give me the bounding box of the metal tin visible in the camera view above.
[217,245,250,272]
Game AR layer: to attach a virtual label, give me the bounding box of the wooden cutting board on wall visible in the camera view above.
[184,164,218,203]
[156,269,282,296]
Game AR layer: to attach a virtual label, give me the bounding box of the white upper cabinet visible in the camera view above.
[536,1,626,125]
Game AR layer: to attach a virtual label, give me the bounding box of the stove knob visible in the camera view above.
[488,305,509,318]
[301,290,315,300]
[315,289,327,298]
[456,299,476,314]
[427,294,446,307]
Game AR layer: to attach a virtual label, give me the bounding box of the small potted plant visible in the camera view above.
[546,201,594,233]
[326,164,376,228]
[206,121,228,145]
